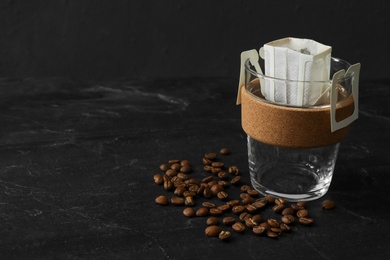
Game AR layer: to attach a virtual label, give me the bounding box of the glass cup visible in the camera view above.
[244,57,354,201]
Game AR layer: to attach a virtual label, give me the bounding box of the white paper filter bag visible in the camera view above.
[260,37,332,106]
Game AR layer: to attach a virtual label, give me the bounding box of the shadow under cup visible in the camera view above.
[244,57,355,201]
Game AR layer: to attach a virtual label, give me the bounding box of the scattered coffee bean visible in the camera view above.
[153,174,164,185]
[184,196,195,206]
[281,214,295,224]
[183,207,195,217]
[253,225,267,235]
[223,216,236,226]
[211,162,224,168]
[232,222,246,233]
[296,209,309,218]
[159,163,171,172]
[219,230,231,241]
[299,217,314,225]
[228,166,239,175]
[209,208,223,216]
[155,195,169,205]
[231,176,241,185]
[171,197,184,206]
[267,218,279,228]
[204,153,217,160]
[153,151,335,242]
[205,225,221,237]
[220,147,231,155]
[206,216,219,226]
[196,207,209,217]
[322,199,335,210]
[267,229,279,238]
[217,191,228,200]
[281,207,294,216]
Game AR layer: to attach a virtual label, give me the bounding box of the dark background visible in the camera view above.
[0,0,389,80]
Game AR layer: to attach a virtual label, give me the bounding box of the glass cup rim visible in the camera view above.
[245,57,353,84]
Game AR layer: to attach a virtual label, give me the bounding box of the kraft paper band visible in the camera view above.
[241,80,354,148]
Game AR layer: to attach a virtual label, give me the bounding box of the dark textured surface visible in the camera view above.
[0,78,389,259]
[0,1,389,80]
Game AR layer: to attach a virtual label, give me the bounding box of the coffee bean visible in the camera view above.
[219,230,231,241]
[202,176,214,183]
[209,208,223,216]
[226,200,240,207]
[253,225,267,235]
[267,218,279,228]
[231,176,241,185]
[322,199,335,210]
[203,187,212,198]
[272,204,285,213]
[245,218,258,228]
[204,165,213,172]
[280,223,291,232]
[206,216,219,226]
[196,207,209,217]
[296,209,309,218]
[180,165,192,174]
[171,197,184,206]
[281,214,295,224]
[239,212,252,221]
[168,159,180,164]
[252,214,263,223]
[247,189,260,197]
[296,201,306,208]
[183,191,196,197]
[211,167,221,174]
[240,185,251,192]
[159,163,170,172]
[240,193,255,205]
[171,163,181,172]
[202,157,213,165]
[232,205,246,215]
[252,200,267,209]
[220,147,230,155]
[174,186,187,197]
[202,202,216,208]
[223,216,236,226]
[210,184,223,195]
[275,198,286,205]
[228,166,239,175]
[153,174,164,185]
[218,180,229,188]
[217,171,228,180]
[180,160,190,166]
[204,153,217,160]
[155,195,169,205]
[183,207,195,217]
[185,178,198,185]
[217,204,230,212]
[265,195,275,203]
[245,204,257,213]
[299,217,314,225]
[270,227,282,235]
[165,169,177,177]
[211,162,224,168]
[217,191,228,200]
[232,222,246,233]
[184,196,195,206]
[177,173,189,180]
[205,225,221,237]
[163,180,173,191]
[267,229,279,238]
[281,207,294,216]
[291,203,305,211]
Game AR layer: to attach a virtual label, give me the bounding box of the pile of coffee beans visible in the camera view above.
[153,147,335,241]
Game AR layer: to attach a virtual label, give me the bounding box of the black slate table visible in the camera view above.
[0,78,389,259]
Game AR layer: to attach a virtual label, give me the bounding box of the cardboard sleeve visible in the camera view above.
[241,80,354,148]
